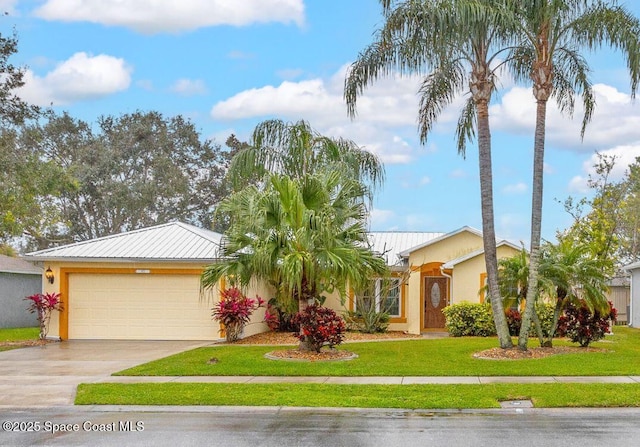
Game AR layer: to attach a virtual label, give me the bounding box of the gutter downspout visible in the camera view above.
[440,265,453,307]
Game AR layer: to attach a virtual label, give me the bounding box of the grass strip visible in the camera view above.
[0,327,40,352]
[75,383,640,409]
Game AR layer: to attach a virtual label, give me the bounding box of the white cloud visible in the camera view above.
[17,52,131,106]
[210,65,427,164]
[569,144,640,193]
[0,0,18,15]
[170,78,208,96]
[33,0,305,34]
[502,182,527,195]
[491,84,640,153]
[369,209,396,228]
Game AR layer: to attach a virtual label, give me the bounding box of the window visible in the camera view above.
[358,277,401,317]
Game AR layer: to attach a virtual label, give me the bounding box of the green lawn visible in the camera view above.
[0,327,39,352]
[75,382,640,409]
[116,326,640,377]
[78,327,640,408]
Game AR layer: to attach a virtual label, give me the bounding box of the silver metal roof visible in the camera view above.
[23,222,223,262]
[367,231,445,266]
[0,254,42,275]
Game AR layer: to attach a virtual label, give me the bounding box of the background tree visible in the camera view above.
[0,27,46,243]
[507,0,640,350]
[0,28,39,126]
[345,0,516,348]
[18,111,232,249]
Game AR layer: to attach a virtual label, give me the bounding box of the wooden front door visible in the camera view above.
[424,276,448,329]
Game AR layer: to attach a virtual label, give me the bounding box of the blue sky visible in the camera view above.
[6,0,640,245]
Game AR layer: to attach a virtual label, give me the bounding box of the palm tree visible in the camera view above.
[201,169,389,334]
[227,119,385,198]
[507,0,640,350]
[344,0,516,347]
[538,238,609,347]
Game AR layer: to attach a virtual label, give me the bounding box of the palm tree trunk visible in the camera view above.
[518,98,547,350]
[477,99,512,349]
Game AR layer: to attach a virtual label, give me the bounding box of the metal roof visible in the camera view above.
[0,254,42,275]
[367,231,445,266]
[23,222,223,263]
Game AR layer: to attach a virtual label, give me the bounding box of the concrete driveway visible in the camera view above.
[0,340,210,408]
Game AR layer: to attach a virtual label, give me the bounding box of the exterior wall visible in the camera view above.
[450,256,486,304]
[0,272,40,328]
[43,261,270,340]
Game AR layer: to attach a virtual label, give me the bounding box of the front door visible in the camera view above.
[424,276,448,329]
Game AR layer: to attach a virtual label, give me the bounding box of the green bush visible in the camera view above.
[442,302,496,337]
[532,302,555,339]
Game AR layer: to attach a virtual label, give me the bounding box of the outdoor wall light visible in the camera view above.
[45,267,54,284]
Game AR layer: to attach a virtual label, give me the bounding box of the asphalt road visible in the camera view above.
[1,406,639,447]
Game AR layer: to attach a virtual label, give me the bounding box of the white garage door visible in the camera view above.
[68,273,218,340]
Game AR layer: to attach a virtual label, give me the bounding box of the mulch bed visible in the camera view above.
[265,349,357,362]
[474,346,607,360]
[233,330,421,345]
[0,339,54,349]
[235,330,419,362]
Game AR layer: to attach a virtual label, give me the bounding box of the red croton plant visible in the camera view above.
[25,292,63,340]
[212,287,265,342]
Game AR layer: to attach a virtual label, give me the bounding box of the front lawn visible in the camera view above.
[116,326,640,377]
[75,382,640,409]
[0,327,40,352]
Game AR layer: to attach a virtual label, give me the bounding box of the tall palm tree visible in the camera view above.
[507,0,640,350]
[227,119,385,198]
[345,0,516,347]
[201,169,389,321]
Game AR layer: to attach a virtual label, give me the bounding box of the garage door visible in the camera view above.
[68,273,218,340]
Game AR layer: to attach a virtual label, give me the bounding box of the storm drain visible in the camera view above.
[499,400,534,409]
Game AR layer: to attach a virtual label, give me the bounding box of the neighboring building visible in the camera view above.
[24,222,520,340]
[0,254,41,328]
[607,275,630,325]
[624,262,640,327]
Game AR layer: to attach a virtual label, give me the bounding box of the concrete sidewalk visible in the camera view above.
[100,375,640,384]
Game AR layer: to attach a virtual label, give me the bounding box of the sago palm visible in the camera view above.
[345,0,516,347]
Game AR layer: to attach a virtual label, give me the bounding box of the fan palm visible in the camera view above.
[201,169,389,318]
[507,0,640,349]
[345,0,516,347]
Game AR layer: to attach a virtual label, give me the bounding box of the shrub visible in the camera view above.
[532,302,556,339]
[505,308,521,336]
[292,305,346,352]
[442,302,496,337]
[25,292,63,340]
[212,287,264,342]
[557,300,617,347]
[264,298,299,333]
